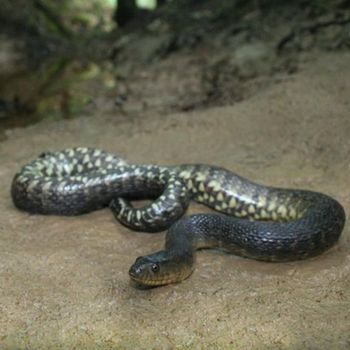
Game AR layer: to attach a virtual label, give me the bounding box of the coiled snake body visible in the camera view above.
[11,147,345,286]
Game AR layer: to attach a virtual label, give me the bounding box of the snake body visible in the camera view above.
[11,147,346,286]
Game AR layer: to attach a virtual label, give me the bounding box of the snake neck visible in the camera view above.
[138,193,345,286]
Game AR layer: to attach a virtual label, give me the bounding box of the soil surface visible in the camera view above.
[0,50,350,349]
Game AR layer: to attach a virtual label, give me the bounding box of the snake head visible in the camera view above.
[129,251,194,287]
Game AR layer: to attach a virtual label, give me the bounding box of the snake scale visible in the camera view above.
[11,147,345,286]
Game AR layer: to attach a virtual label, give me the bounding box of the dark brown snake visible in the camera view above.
[11,147,346,286]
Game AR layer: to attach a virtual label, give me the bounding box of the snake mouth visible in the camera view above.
[128,266,163,286]
[129,272,177,287]
[129,264,194,287]
[129,277,160,289]
[129,266,182,286]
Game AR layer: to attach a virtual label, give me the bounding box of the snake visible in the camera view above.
[11,147,345,287]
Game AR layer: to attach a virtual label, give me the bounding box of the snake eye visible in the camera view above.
[151,263,159,273]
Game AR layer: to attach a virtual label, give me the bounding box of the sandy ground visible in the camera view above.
[0,51,350,349]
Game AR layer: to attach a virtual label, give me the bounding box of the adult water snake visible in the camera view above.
[11,147,346,286]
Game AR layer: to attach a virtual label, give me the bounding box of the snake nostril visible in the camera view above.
[129,265,142,277]
[128,266,136,277]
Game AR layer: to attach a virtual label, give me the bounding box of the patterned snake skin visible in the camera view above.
[11,147,346,286]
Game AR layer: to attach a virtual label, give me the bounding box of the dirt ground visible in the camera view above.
[1,50,350,349]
